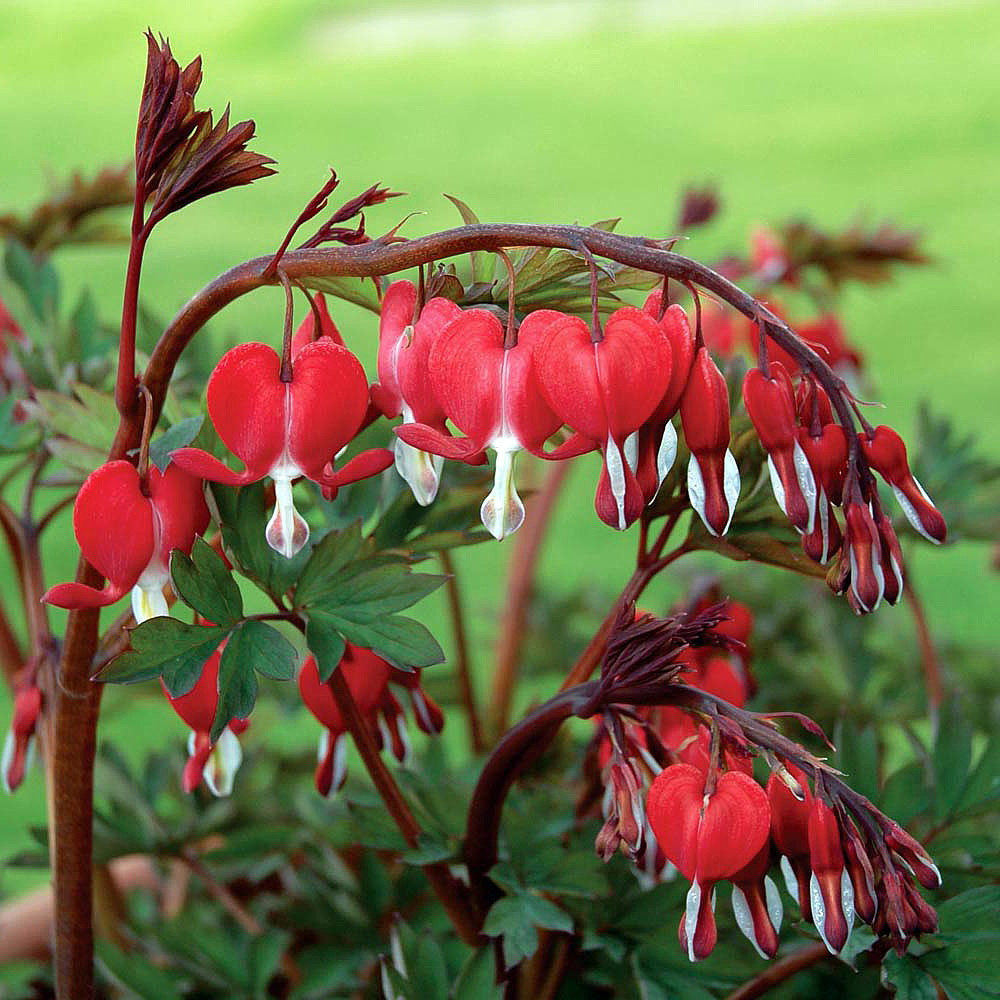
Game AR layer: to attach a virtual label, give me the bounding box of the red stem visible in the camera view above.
[440,550,484,754]
[326,662,481,945]
[724,942,829,1000]
[114,208,148,417]
[490,459,571,737]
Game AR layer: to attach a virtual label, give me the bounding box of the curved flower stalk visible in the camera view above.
[43,460,209,622]
[172,336,393,558]
[534,306,671,530]
[396,308,565,539]
[371,280,462,506]
[162,642,249,796]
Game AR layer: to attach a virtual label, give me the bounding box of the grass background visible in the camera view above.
[0,0,997,897]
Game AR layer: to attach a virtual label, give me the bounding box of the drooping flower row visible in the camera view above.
[41,280,946,628]
[593,600,940,963]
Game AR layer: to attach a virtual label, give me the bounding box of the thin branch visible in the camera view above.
[724,942,829,1000]
[490,459,571,737]
[903,573,943,724]
[0,601,23,684]
[181,849,263,936]
[439,550,483,754]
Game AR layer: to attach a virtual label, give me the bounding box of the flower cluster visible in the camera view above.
[761,369,946,613]
[590,601,940,963]
[298,646,443,796]
[389,280,742,538]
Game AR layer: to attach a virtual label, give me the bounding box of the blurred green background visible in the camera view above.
[1,0,997,894]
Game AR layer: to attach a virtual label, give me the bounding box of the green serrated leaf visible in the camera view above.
[444,194,495,285]
[309,608,444,671]
[97,940,184,1000]
[521,893,573,934]
[934,887,1000,943]
[453,948,502,1000]
[482,896,540,969]
[70,287,105,361]
[170,537,243,626]
[313,564,445,622]
[934,698,974,818]
[214,481,310,599]
[33,385,118,453]
[148,415,204,474]
[299,274,381,313]
[304,613,348,682]
[100,619,228,689]
[236,619,297,681]
[210,623,261,741]
[4,240,58,318]
[294,523,365,606]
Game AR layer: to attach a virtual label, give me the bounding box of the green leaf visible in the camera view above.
[214,481,310,599]
[444,194,495,285]
[299,274,381,313]
[920,943,1000,1000]
[4,239,58,318]
[952,734,1000,817]
[32,384,118,456]
[234,619,297,681]
[0,392,38,454]
[210,624,260,741]
[100,619,228,689]
[934,697,974,818]
[453,948,502,1000]
[69,287,107,361]
[935,887,1000,943]
[170,537,244,626]
[148,415,204,474]
[482,896,540,969]
[521,894,573,934]
[304,613,347,682]
[97,940,184,999]
[293,523,365,606]
[309,562,445,622]
[308,608,444,671]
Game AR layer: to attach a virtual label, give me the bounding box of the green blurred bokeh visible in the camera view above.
[1,0,997,889]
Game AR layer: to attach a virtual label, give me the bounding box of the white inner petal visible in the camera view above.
[656,420,678,492]
[604,435,629,531]
[480,444,525,540]
[684,880,703,963]
[722,448,741,534]
[765,874,784,933]
[623,430,639,472]
[892,482,941,544]
[793,439,818,534]
[203,727,243,798]
[393,434,443,507]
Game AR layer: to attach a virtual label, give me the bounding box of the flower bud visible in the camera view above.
[807,799,854,954]
[2,683,42,794]
[860,426,946,544]
[679,347,740,537]
[743,364,817,533]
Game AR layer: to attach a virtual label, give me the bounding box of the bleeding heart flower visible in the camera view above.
[2,681,42,794]
[729,841,784,959]
[743,363,817,533]
[371,280,463,506]
[647,763,771,961]
[534,307,671,530]
[396,308,565,539]
[635,290,697,502]
[807,798,855,954]
[163,640,249,796]
[43,460,210,622]
[860,425,946,544]
[298,647,392,795]
[172,337,393,558]
[679,347,740,536]
[842,499,886,614]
